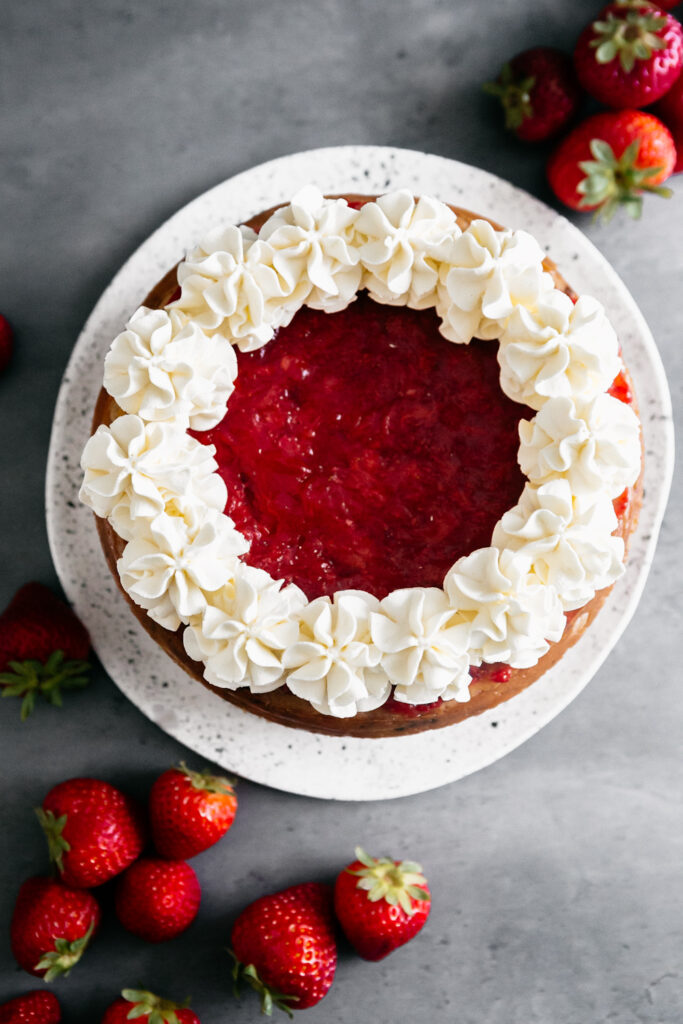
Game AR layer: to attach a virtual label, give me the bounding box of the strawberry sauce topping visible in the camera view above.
[196,294,528,601]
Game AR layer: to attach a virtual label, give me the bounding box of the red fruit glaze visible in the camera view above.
[101,996,199,1024]
[0,991,61,1024]
[547,110,676,210]
[0,314,13,374]
[608,369,634,403]
[574,3,683,108]
[196,294,528,600]
[10,877,100,979]
[231,882,337,1011]
[149,765,237,860]
[115,858,201,942]
[40,777,147,888]
[384,694,443,717]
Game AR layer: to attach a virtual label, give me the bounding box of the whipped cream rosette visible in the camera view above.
[83,188,642,723]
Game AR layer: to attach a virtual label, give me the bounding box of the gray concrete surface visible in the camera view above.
[1,1,681,1021]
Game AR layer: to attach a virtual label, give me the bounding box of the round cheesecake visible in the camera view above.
[83,193,643,738]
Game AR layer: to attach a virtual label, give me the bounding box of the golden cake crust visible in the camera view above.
[90,197,643,737]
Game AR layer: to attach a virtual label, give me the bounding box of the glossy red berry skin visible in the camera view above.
[231,882,337,1011]
[653,72,683,171]
[547,110,675,211]
[574,3,683,107]
[149,765,237,860]
[10,877,100,979]
[487,47,581,141]
[0,990,62,1024]
[115,858,201,942]
[334,854,431,961]
[39,777,147,888]
[0,315,13,374]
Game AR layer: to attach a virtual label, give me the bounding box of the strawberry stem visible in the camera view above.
[577,137,673,221]
[483,63,536,131]
[230,952,299,1018]
[347,847,430,916]
[120,988,190,1024]
[589,8,668,74]
[35,921,95,981]
[0,650,90,720]
[178,761,235,796]
[35,808,71,875]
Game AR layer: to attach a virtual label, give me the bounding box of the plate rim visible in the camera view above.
[46,144,674,800]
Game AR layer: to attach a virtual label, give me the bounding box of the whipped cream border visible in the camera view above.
[80,188,642,719]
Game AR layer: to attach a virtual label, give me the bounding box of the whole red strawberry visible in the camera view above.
[101,989,199,1024]
[231,882,337,1015]
[653,72,683,171]
[0,582,90,719]
[547,109,675,219]
[0,991,61,1024]
[574,2,683,107]
[10,877,100,980]
[37,777,147,888]
[150,762,237,860]
[115,858,200,942]
[334,847,431,961]
[484,47,581,141]
[0,315,13,375]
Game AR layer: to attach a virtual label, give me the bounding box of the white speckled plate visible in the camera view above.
[46,146,673,801]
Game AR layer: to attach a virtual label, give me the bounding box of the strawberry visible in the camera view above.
[149,762,237,860]
[547,109,675,219]
[0,314,13,375]
[574,2,683,108]
[0,582,90,720]
[101,989,199,1024]
[653,72,683,171]
[333,847,431,961]
[484,47,581,142]
[0,991,61,1024]
[231,882,337,1016]
[37,777,147,888]
[10,877,100,980]
[115,858,201,942]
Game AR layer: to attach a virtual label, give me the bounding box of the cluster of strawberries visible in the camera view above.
[3,765,237,1022]
[3,766,431,1020]
[485,0,683,220]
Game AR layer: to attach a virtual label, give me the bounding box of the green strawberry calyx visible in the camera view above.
[577,137,673,221]
[590,9,668,74]
[178,761,236,796]
[230,952,300,1019]
[120,988,190,1024]
[346,846,430,916]
[35,921,95,982]
[35,807,71,875]
[483,63,536,131]
[0,649,90,720]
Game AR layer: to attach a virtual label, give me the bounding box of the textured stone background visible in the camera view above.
[1,1,681,1021]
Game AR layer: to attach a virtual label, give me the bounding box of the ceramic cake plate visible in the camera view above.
[46,146,674,801]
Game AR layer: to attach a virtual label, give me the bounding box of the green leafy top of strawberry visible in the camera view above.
[590,8,668,73]
[483,63,536,131]
[346,846,431,916]
[231,957,299,1019]
[119,989,190,1024]
[0,650,90,720]
[577,137,673,220]
[34,808,70,875]
[34,921,94,982]
[178,761,235,796]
